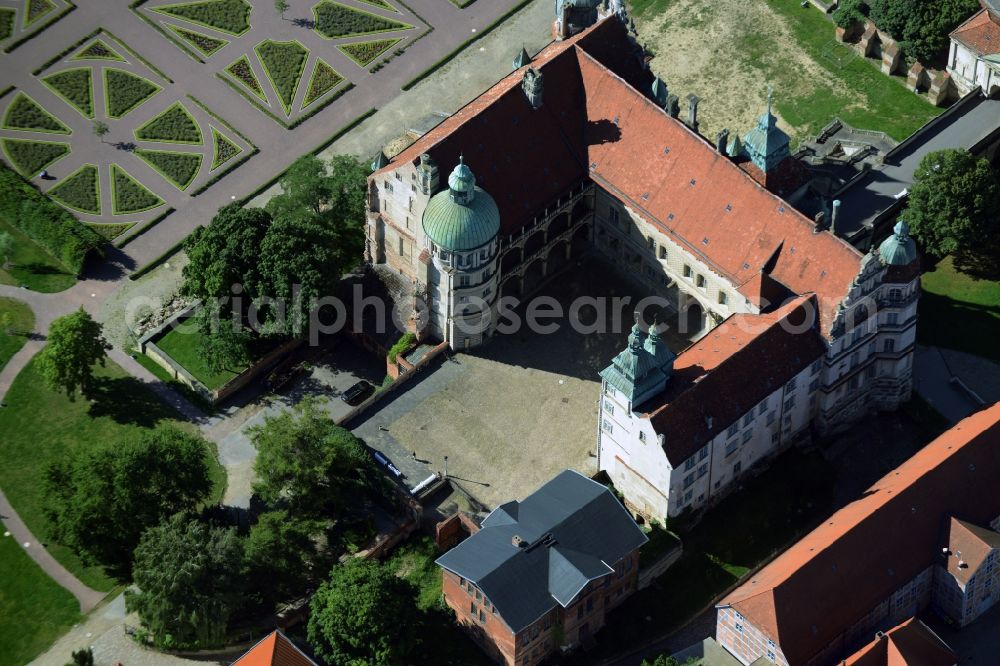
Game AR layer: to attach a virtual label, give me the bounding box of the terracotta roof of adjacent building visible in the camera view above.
[944,517,1000,586]
[950,7,1000,55]
[231,631,318,666]
[720,402,1000,666]
[375,18,861,337]
[843,617,956,666]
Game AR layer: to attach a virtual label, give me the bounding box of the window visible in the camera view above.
[725,439,738,456]
[385,181,394,193]
[698,446,709,461]
[602,419,613,434]
[609,207,620,226]
[683,489,693,503]
[811,359,822,375]
[459,295,468,304]
[759,402,768,415]
[696,274,706,289]
[868,341,876,355]
[787,376,797,391]
[697,463,709,478]
[638,431,646,442]
[408,197,413,212]
[685,458,696,472]
[577,605,584,620]
[683,264,692,278]
[849,375,860,390]
[398,237,404,256]
[483,288,491,298]
[887,312,899,326]
[659,246,667,260]
[767,411,776,425]
[683,473,695,489]
[479,609,486,623]
[727,423,739,438]
[889,288,902,301]
[458,275,470,287]
[395,172,402,181]
[784,395,796,411]
[734,461,742,474]
[850,352,859,369]
[603,401,614,415]
[772,432,780,443]
[471,601,476,614]
[809,378,819,393]
[718,291,728,305]
[646,236,655,251]
[866,364,876,378]
[767,650,776,661]
[884,339,896,353]
[742,429,753,443]
[743,412,754,427]
[586,597,594,613]
[735,623,744,634]
[475,589,481,601]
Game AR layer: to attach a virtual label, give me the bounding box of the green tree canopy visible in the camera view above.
[182,204,271,306]
[307,558,420,666]
[245,509,327,605]
[44,425,214,575]
[126,514,245,649]
[905,149,1000,259]
[850,0,979,63]
[36,307,111,399]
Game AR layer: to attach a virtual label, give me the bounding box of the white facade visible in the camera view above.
[948,33,1000,97]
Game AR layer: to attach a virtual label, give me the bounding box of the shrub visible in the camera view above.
[303,58,343,108]
[833,0,867,29]
[167,24,228,57]
[210,126,242,169]
[387,331,416,363]
[104,69,160,118]
[48,164,100,215]
[338,37,400,66]
[42,68,93,118]
[255,40,309,114]
[111,164,163,214]
[0,163,104,273]
[357,0,395,9]
[224,55,266,101]
[71,37,125,61]
[313,1,413,39]
[1,138,70,176]
[135,149,202,190]
[85,221,135,240]
[25,0,55,27]
[154,0,252,36]
[134,102,202,144]
[0,8,14,41]
[3,92,70,134]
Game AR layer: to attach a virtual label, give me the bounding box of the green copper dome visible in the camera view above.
[879,221,918,266]
[422,158,500,252]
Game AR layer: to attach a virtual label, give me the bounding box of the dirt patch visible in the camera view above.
[97,253,188,348]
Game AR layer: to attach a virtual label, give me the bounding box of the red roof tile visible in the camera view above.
[945,517,1000,586]
[721,402,1000,665]
[232,631,318,666]
[844,617,956,666]
[950,8,1000,55]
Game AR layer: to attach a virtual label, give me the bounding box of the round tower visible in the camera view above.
[421,157,501,350]
[877,220,918,266]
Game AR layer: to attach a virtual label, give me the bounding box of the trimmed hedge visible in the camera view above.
[313,1,413,39]
[0,163,103,274]
[154,0,252,36]
[85,221,135,240]
[135,149,202,190]
[104,68,160,118]
[1,138,70,176]
[338,38,400,66]
[111,163,164,214]
[134,101,202,144]
[41,68,93,118]
[357,0,395,9]
[167,24,228,57]
[3,92,71,133]
[225,54,267,102]
[48,164,100,215]
[0,8,14,41]
[71,37,125,61]
[210,126,242,170]
[25,0,56,27]
[303,58,344,108]
[255,40,309,114]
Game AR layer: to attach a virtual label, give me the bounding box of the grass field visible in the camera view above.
[0,297,34,372]
[918,255,1000,362]
[0,535,81,666]
[0,217,75,293]
[0,356,226,592]
[631,0,941,145]
[155,325,245,390]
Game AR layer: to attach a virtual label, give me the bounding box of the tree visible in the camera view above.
[36,307,111,400]
[832,0,867,29]
[126,514,245,648]
[250,398,384,515]
[44,425,213,574]
[64,648,93,666]
[274,0,289,18]
[307,559,420,666]
[905,149,1000,259]
[0,231,13,269]
[92,121,109,141]
[194,309,252,373]
[245,510,326,605]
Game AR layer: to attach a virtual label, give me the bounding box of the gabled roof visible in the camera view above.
[232,631,318,666]
[844,617,955,666]
[374,18,861,338]
[720,402,1000,666]
[950,8,1000,55]
[644,296,826,465]
[436,469,647,633]
[944,517,1000,586]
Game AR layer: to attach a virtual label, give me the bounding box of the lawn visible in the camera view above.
[0,535,81,666]
[0,297,34,371]
[918,255,1000,362]
[153,323,280,390]
[48,163,100,215]
[133,350,216,414]
[0,356,226,592]
[0,217,75,292]
[3,92,70,134]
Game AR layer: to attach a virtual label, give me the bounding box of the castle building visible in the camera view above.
[947,0,1000,97]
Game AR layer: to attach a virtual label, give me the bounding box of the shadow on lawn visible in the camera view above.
[87,375,180,426]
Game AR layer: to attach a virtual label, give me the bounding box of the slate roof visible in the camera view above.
[944,517,1000,586]
[843,617,955,666]
[374,17,862,338]
[950,7,1000,55]
[231,631,318,666]
[435,469,647,633]
[719,402,1000,666]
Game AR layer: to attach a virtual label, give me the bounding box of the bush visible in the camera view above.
[104,69,160,118]
[303,58,343,107]
[0,163,104,273]
[224,55,266,100]
[135,149,202,190]
[155,0,252,35]
[313,1,413,39]
[255,40,309,114]
[1,138,70,176]
[833,0,867,29]
[72,38,124,61]
[387,332,416,363]
[85,221,135,240]
[338,38,400,66]
[168,24,228,56]
[134,102,202,144]
[210,126,242,169]
[3,92,70,133]
[42,68,93,118]
[111,164,163,214]
[48,164,100,215]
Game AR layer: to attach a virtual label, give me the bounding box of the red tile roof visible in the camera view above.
[644,295,826,464]
[945,517,1000,586]
[950,8,1000,55]
[232,631,318,666]
[843,617,956,666]
[376,18,862,337]
[720,402,1000,666]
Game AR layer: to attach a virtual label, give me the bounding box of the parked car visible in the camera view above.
[341,380,374,405]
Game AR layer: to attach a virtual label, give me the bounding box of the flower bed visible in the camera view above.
[48,163,100,215]
[104,68,160,118]
[313,1,413,39]
[134,101,202,144]
[338,37,400,66]
[302,58,343,108]
[85,221,135,240]
[0,8,15,41]
[224,54,266,102]
[1,138,70,176]
[111,164,163,214]
[254,39,309,114]
[167,24,228,57]
[71,37,124,61]
[154,0,252,36]
[135,149,202,190]
[25,0,56,27]
[41,68,93,118]
[209,126,241,170]
[2,92,70,134]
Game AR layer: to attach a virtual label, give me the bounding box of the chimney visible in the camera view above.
[831,199,841,234]
[512,535,525,548]
[716,129,729,154]
[651,76,668,109]
[814,211,826,226]
[686,94,700,133]
[418,154,439,195]
[522,68,543,110]
[666,94,680,119]
[559,3,571,39]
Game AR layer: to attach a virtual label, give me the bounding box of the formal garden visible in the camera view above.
[0,0,76,53]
